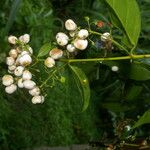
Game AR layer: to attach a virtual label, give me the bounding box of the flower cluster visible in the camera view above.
[2,34,44,104]
[44,19,89,68]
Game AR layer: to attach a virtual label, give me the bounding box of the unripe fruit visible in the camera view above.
[78,29,89,39]
[6,57,15,66]
[8,65,16,71]
[19,34,30,44]
[101,32,111,42]
[65,19,77,31]
[19,54,32,66]
[23,80,36,90]
[67,44,76,52]
[73,39,88,50]
[44,57,55,68]
[9,49,18,58]
[22,70,32,80]
[14,66,24,76]
[57,38,68,46]
[29,86,40,96]
[2,75,14,86]
[111,66,119,72]
[49,48,63,59]
[31,95,44,104]
[17,78,24,88]
[5,84,17,94]
[8,36,17,44]
[56,32,69,40]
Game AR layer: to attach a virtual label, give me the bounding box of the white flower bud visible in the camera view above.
[14,66,24,76]
[2,75,14,86]
[5,84,17,94]
[73,39,88,50]
[17,78,24,88]
[23,80,36,90]
[19,54,32,66]
[66,44,76,52]
[28,47,33,54]
[111,66,119,72]
[57,38,68,46]
[78,29,89,39]
[31,95,44,104]
[69,31,76,37]
[6,57,15,66]
[65,19,77,31]
[56,32,69,40]
[44,57,55,68]
[29,86,40,96]
[8,65,16,71]
[49,48,63,59]
[22,70,32,80]
[8,36,17,44]
[19,34,30,44]
[9,49,18,58]
[101,32,111,42]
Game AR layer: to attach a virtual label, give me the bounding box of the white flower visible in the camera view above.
[2,75,14,86]
[66,44,76,52]
[78,29,89,39]
[17,78,24,88]
[44,57,55,68]
[56,32,69,40]
[19,54,32,66]
[65,19,77,31]
[8,65,16,71]
[9,49,18,58]
[31,95,44,104]
[111,66,119,72]
[23,80,36,90]
[57,38,68,46]
[101,32,111,42]
[19,34,30,44]
[49,48,63,59]
[6,57,15,66]
[22,70,32,80]
[29,86,40,96]
[5,84,17,94]
[14,66,24,76]
[8,36,17,44]
[73,39,88,50]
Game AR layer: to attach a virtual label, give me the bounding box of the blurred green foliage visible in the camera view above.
[0,0,150,149]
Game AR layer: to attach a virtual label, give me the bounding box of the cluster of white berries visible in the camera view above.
[2,34,44,104]
[44,19,89,68]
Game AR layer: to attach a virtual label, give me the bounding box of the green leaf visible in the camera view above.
[69,65,90,111]
[38,43,52,57]
[133,109,150,128]
[105,0,141,46]
[129,63,150,81]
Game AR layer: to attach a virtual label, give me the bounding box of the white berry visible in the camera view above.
[8,36,17,44]
[8,65,16,71]
[101,32,111,42]
[44,57,55,68]
[73,39,88,50]
[6,57,15,66]
[49,48,63,59]
[67,44,76,52]
[14,66,24,76]
[5,84,17,94]
[29,86,40,96]
[65,19,77,31]
[56,32,69,40]
[17,78,24,88]
[111,66,119,72]
[23,80,36,90]
[32,95,44,104]
[2,75,14,86]
[19,54,32,66]
[22,70,32,80]
[19,34,30,44]
[78,29,89,39]
[9,49,18,58]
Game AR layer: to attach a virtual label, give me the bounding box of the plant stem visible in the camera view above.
[59,54,150,63]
